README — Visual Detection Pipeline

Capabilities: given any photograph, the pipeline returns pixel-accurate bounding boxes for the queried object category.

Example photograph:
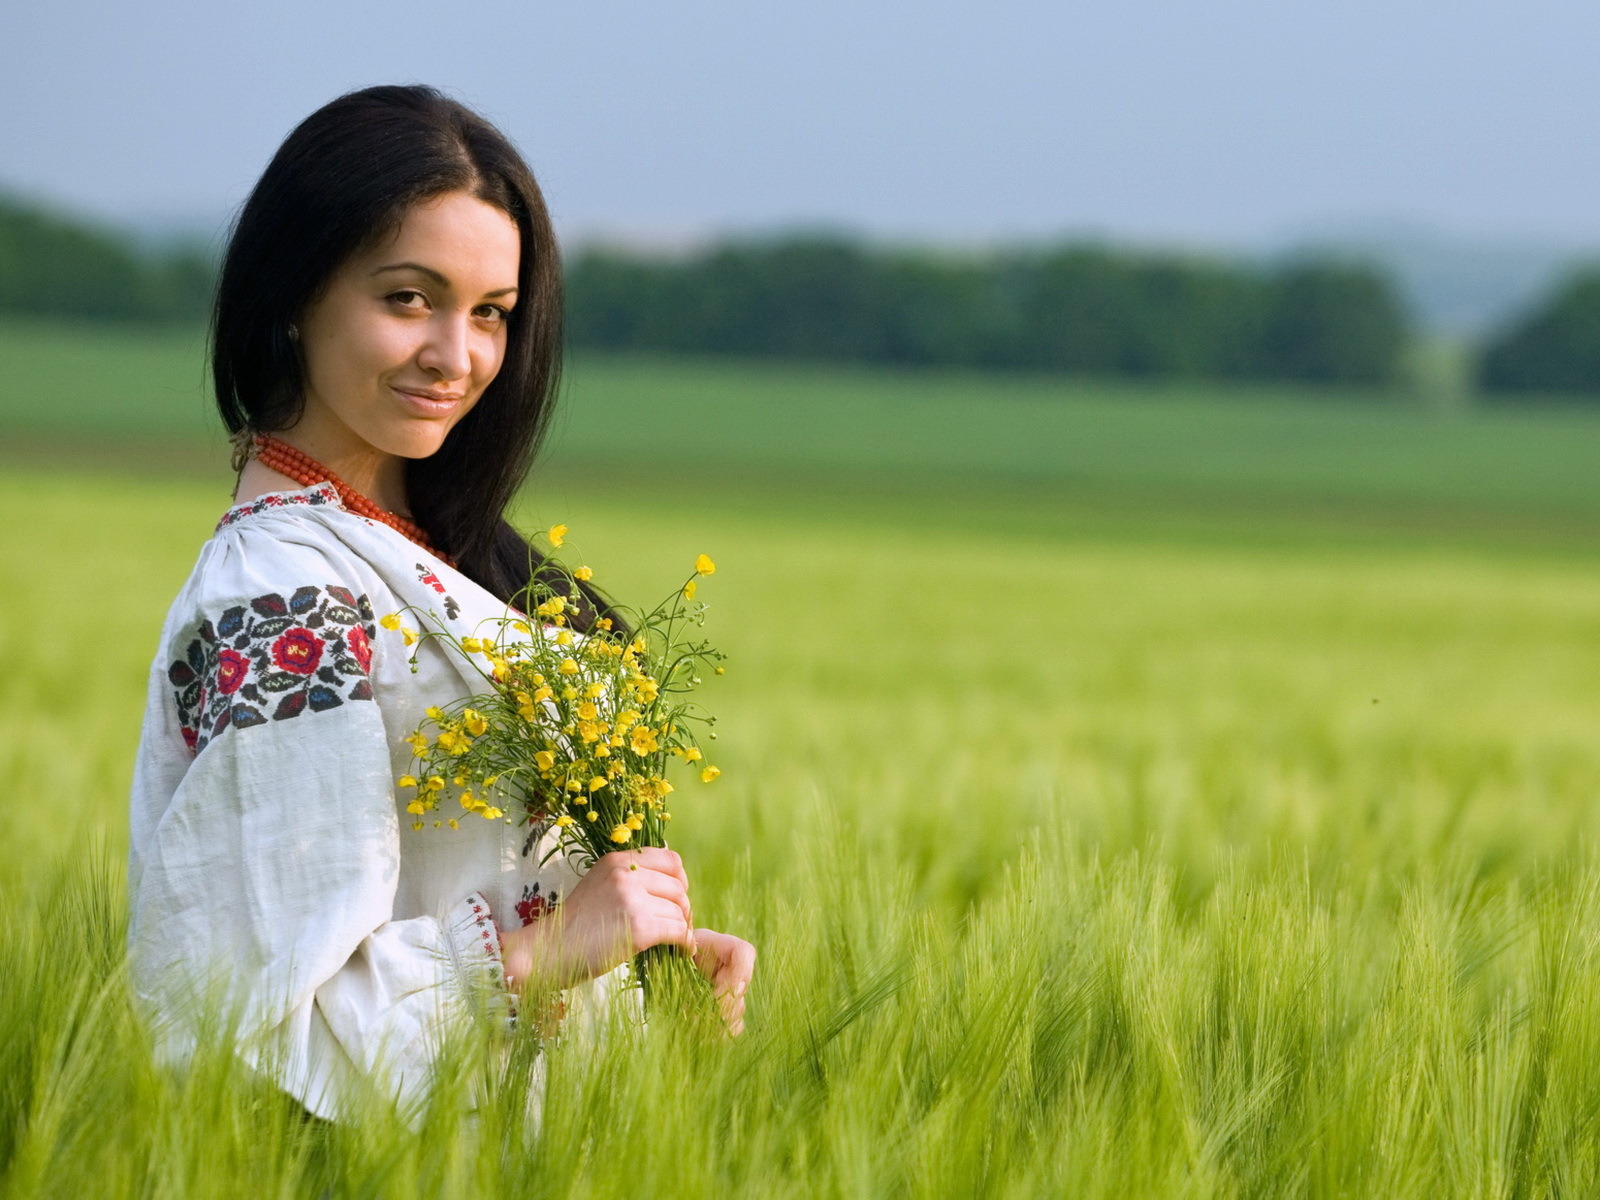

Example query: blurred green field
[7,319,1600,542]
[7,322,1600,1195]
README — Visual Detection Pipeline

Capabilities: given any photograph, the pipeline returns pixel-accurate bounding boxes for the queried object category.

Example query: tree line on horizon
[0,195,212,325]
[4,190,1600,399]
[565,240,1408,386]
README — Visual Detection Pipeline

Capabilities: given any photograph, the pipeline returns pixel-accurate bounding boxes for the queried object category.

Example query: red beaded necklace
[250,433,455,566]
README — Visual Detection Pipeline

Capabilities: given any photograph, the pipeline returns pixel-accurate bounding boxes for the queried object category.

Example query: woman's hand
[500,848,693,994]
[692,929,756,1036]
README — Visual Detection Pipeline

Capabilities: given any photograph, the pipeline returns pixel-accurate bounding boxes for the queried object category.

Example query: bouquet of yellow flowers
[381,527,724,1003]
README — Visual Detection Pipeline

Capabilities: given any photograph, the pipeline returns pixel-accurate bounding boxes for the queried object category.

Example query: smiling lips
[393,386,466,415]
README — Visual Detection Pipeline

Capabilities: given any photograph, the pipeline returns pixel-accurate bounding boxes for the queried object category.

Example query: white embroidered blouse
[128,483,600,1119]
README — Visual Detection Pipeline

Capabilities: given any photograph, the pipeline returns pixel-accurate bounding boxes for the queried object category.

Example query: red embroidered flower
[216,648,250,694]
[271,627,324,675]
[516,887,556,926]
[346,624,372,674]
[181,726,198,752]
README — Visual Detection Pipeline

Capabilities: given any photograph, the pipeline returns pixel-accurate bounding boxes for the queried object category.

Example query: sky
[4,0,1599,251]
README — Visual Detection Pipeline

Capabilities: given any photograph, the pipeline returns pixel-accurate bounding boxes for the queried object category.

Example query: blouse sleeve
[127,530,508,1120]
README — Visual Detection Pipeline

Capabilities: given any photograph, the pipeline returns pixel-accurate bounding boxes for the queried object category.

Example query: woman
[127,85,755,1120]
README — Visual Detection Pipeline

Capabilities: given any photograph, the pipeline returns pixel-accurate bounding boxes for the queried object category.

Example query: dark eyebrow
[371,261,519,299]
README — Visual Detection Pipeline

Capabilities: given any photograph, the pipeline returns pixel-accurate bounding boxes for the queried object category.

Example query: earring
[288,323,300,342]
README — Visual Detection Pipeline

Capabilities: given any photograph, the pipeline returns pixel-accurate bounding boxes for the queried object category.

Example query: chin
[378,422,457,461]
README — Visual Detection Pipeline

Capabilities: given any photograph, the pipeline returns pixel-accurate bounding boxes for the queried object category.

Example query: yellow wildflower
[406,800,426,815]
[559,658,579,676]
[482,806,504,820]
[401,628,418,646]
[578,720,604,743]
[406,732,428,754]
[459,792,477,810]
[534,750,556,772]
[562,686,579,700]
[459,637,484,654]
[380,613,402,631]
[548,523,568,547]
[556,629,574,646]
[588,775,607,792]
[682,581,697,601]
[424,775,445,792]
[555,814,576,828]
[596,617,614,631]
[513,620,532,635]
[577,702,599,721]
[533,686,554,703]
[448,818,459,830]
[575,566,593,581]
[630,725,660,755]
[397,774,418,788]
[626,814,643,831]
[683,747,703,763]
[412,821,424,831]
[586,810,599,822]
[426,706,444,720]
[437,729,471,755]
[462,709,488,737]
[695,554,716,575]
[701,766,722,783]
[609,825,631,844]
[584,681,606,698]
[714,666,726,675]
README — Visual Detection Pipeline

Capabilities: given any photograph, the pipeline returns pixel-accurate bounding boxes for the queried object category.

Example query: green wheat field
[6,320,1600,1196]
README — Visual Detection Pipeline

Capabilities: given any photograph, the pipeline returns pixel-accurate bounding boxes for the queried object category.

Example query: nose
[417,312,473,381]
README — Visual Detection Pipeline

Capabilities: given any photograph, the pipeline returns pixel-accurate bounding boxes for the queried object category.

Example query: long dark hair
[213,84,602,620]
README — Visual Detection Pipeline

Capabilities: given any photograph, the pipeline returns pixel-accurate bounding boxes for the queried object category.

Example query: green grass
[10,320,1600,1194]
[8,319,1600,530]
[9,460,1600,1195]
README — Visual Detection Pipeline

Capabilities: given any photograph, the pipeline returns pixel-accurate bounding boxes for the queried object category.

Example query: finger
[621,847,690,890]
[632,871,690,910]
[706,936,754,998]
[719,993,746,1038]
[692,936,722,977]
[632,876,692,932]
[632,899,694,954]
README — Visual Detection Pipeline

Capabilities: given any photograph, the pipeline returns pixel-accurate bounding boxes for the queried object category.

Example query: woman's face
[293,190,522,463]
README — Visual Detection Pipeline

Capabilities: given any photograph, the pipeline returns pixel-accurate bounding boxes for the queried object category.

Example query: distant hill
[1278,225,1595,339]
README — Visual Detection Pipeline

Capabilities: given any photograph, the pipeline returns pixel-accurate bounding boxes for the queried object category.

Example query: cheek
[472,332,510,389]
[307,312,419,392]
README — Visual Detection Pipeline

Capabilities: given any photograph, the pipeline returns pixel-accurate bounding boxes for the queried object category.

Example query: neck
[273,427,409,517]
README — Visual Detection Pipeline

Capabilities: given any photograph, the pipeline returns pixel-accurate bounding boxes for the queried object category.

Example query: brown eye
[389,290,427,310]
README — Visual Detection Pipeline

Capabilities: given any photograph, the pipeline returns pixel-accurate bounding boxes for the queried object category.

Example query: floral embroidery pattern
[169,585,377,755]
[215,482,341,532]
[514,882,560,927]
[416,563,460,620]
